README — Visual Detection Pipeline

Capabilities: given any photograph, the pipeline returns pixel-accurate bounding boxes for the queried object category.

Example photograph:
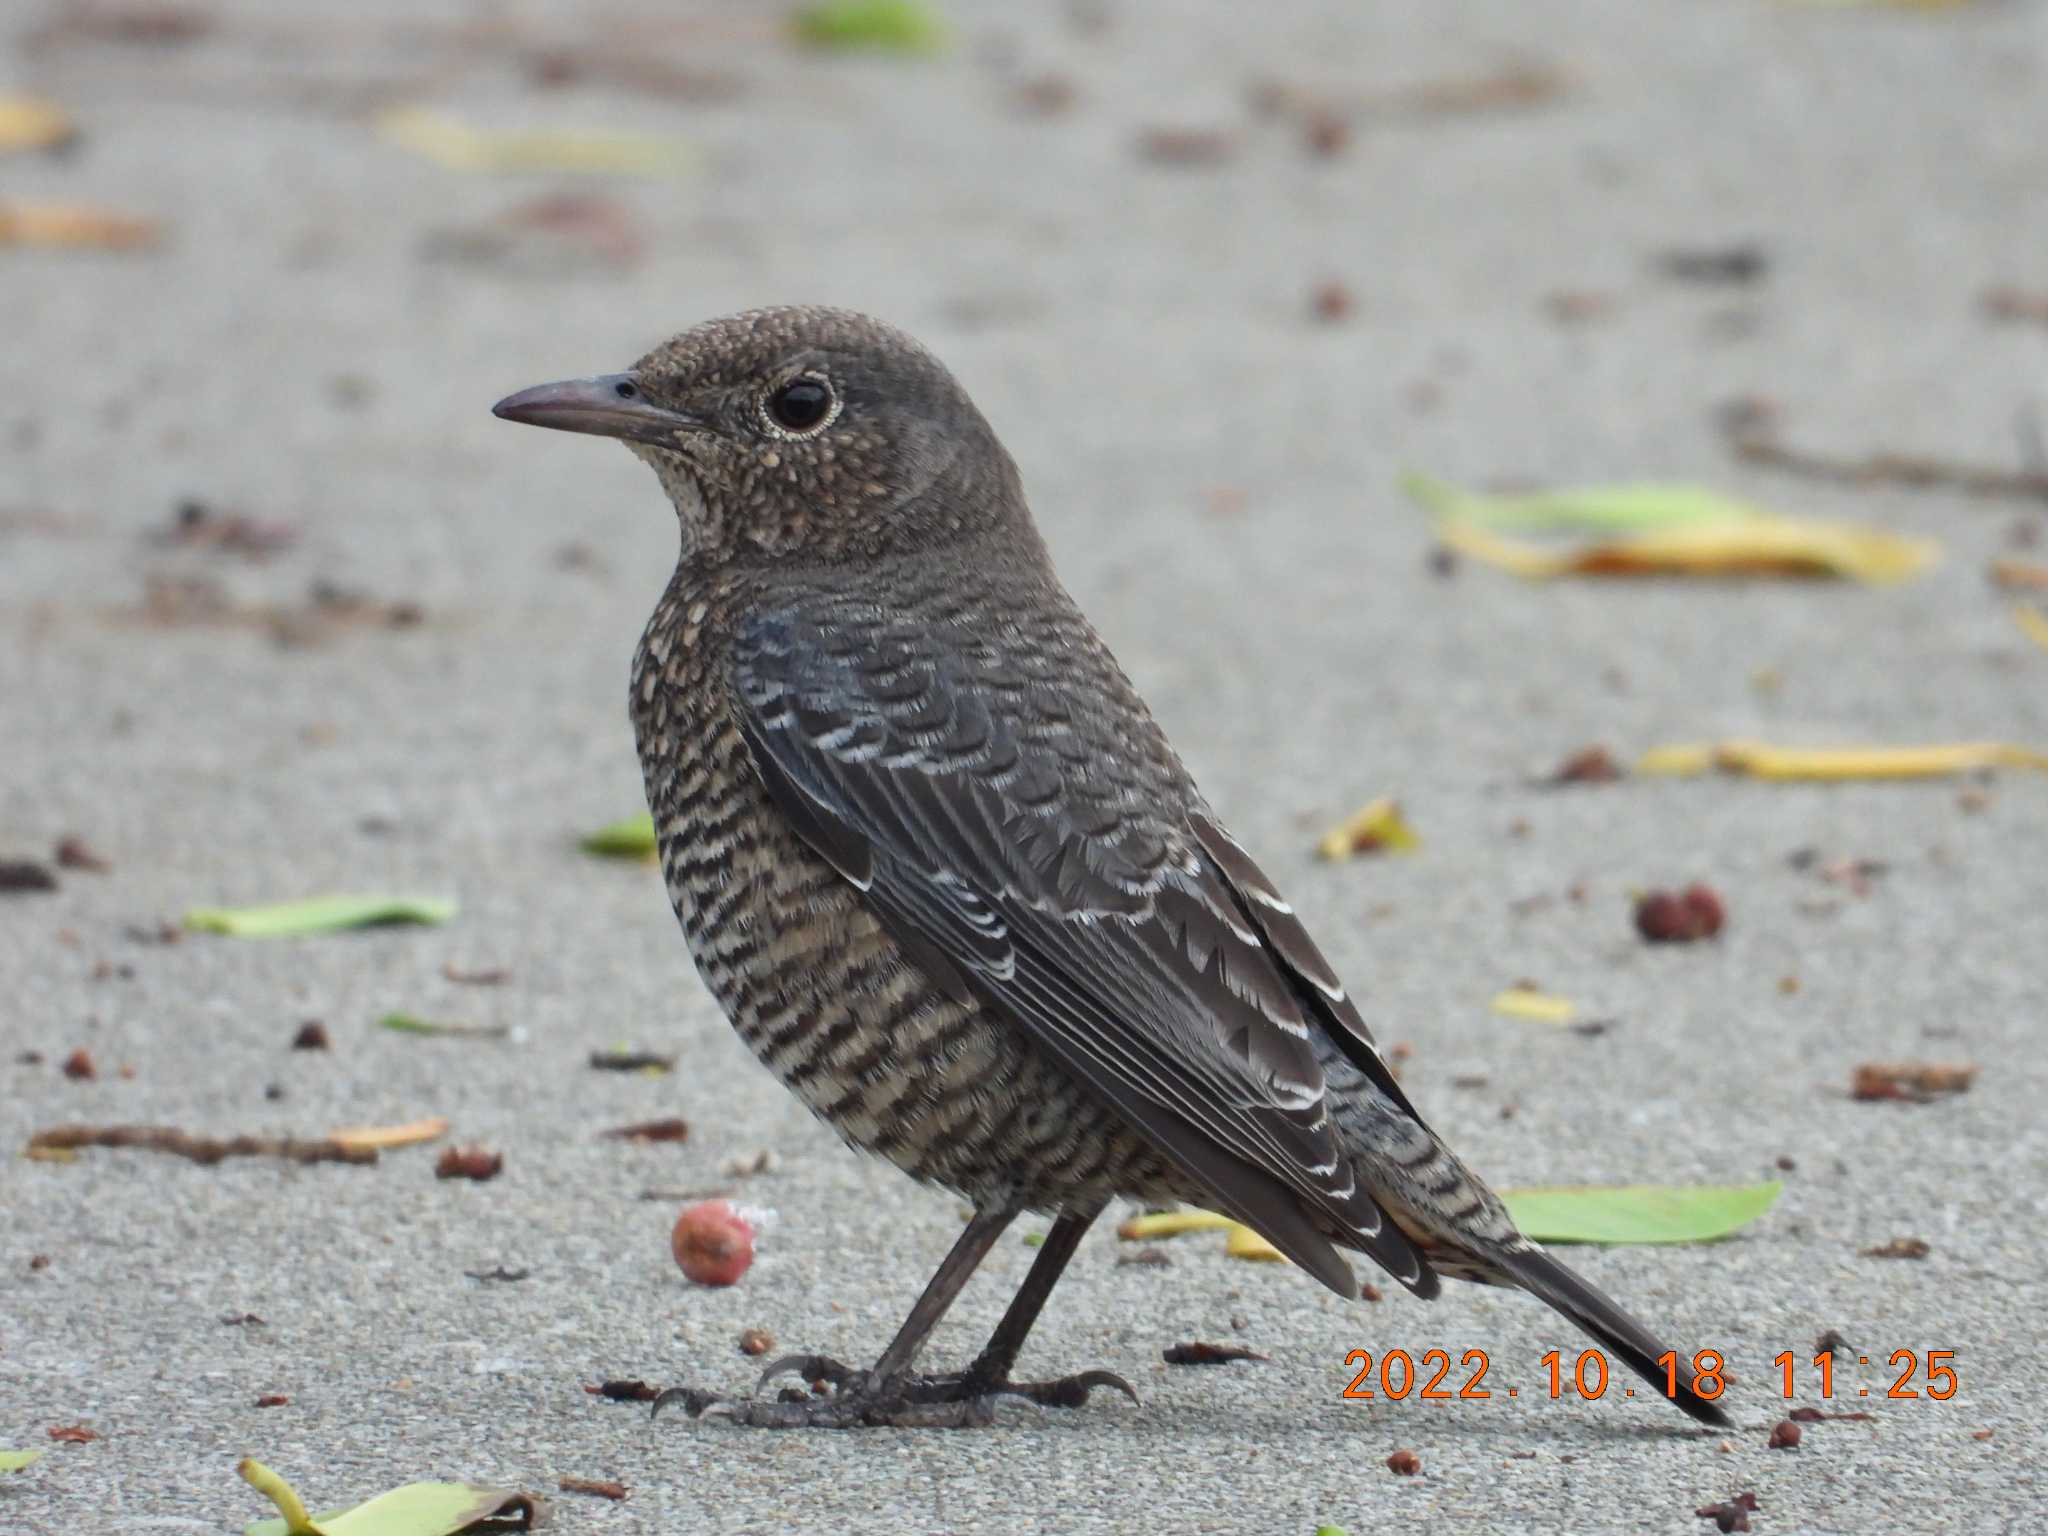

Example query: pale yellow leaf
[0,202,159,249]
[327,1117,450,1153]
[376,107,694,177]
[0,97,74,153]
[2014,605,2048,654]
[1490,987,1576,1025]
[1117,1209,1236,1241]
[1316,797,1420,860]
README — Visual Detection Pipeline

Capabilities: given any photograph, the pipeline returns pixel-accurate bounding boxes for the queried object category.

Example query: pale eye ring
[761,373,839,438]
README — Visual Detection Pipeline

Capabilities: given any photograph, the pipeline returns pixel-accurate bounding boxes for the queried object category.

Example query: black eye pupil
[770,379,832,432]
[613,380,637,399]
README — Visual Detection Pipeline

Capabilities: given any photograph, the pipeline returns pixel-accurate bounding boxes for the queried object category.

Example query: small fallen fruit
[61,1048,97,1081]
[434,1146,503,1181]
[1386,1448,1422,1476]
[672,1199,754,1286]
[738,1327,775,1356]
[1635,884,1725,942]
[290,1021,330,1051]
[1767,1419,1801,1450]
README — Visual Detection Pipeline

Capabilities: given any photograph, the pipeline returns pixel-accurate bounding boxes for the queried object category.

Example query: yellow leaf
[375,107,695,177]
[1490,987,1576,1025]
[1640,739,2048,781]
[1316,797,1420,860]
[1635,743,1715,777]
[327,1117,450,1153]
[1434,507,1935,584]
[0,202,159,250]
[0,97,74,153]
[1225,1223,1287,1262]
[1116,1209,1236,1241]
[2015,605,2048,654]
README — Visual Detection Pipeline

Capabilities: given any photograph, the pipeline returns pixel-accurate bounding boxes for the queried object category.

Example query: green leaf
[376,1013,508,1040]
[185,895,456,938]
[1399,472,1761,533]
[1315,1528,1351,1536]
[1500,1182,1782,1245]
[580,813,657,859]
[239,1459,541,1536]
[1,1450,45,1473]
[1022,1231,1045,1248]
[794,0,947,53]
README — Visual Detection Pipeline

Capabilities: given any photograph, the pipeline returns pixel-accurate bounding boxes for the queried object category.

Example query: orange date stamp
[1339,1348,1960,1404]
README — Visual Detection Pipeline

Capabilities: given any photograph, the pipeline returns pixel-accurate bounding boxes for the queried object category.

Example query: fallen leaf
[588,1048,675,1073]
[1225,1224,1285,1262]
[2015,605,2048,653]
[1490,986,1576,1025]
[254,1394,289,1408]
[793,0,947,52]
[581,814,657,859]
[0,202,159,250]
[1638,740,2048,780]
[1402,472,1748,533]
[1544,745,1622,784]
[238,1457,542,1536]
[1859,1236,1930,1260]
[1501,1182,1781,1245]
[1850,1062,1975,1102]
[1984,287,2048,326]
[327,1117,449,1153]
[1316,797,1420,860]
[0,1450,44,1472]
[601,1117,690,1143]
[0,97,75,153]
[185,895,456,937]
[377,1013,509,1040]
[1116,1210,1236,1241]
[1162,1341,1268,1365]
[1430,506,1934,584]
[1989,558,2048,591]
[558,1476,626,1501]
[28,1124,376,1166]
[375,106,694,177]
[48,1425,97,1443]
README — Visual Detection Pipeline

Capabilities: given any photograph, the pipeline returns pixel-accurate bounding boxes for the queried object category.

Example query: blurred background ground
[3,1,2047,1532]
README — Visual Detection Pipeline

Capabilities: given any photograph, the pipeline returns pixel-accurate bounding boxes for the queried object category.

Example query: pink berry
[672,1199,754,1287]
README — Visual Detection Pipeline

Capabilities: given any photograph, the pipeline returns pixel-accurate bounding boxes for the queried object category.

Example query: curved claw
[753,1352,857,1398]
[994,1368,1140,1409]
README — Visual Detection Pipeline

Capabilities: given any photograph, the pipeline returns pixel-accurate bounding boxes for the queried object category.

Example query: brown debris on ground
[27,1123,377,1165]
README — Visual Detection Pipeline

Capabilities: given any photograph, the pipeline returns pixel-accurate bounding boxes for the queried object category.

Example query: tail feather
[1492,1244,1730,1427]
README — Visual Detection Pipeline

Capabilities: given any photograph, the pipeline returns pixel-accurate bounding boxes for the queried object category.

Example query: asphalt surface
[4,2,2047,1532]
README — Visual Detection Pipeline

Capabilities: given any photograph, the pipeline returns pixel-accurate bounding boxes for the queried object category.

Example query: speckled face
[623,306,1002,558]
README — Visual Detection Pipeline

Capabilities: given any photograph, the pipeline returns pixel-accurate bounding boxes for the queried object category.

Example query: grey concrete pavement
[4,2,2046,1532]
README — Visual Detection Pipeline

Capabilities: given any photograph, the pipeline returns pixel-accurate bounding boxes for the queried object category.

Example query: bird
[493,306,1729,1429]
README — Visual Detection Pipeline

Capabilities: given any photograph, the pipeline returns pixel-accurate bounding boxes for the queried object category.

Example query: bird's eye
[764,376,836,436]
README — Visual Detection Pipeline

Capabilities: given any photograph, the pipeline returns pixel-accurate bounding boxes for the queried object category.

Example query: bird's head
[492,306,1024,562]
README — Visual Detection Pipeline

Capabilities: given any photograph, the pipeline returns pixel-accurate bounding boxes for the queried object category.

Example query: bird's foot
[652,1352,1138,1429]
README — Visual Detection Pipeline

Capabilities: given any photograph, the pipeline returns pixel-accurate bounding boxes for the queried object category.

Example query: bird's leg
[900,1207,1137,1410]
[656,1205,1018,1428]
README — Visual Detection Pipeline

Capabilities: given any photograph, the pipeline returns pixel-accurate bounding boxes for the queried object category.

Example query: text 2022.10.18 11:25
[1339,1348,1959,1403]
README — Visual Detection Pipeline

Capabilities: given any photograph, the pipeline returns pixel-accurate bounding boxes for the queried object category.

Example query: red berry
[672,1199,754,1287]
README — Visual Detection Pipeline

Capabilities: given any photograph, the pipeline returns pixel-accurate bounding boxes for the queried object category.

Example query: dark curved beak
[491,373,698,448]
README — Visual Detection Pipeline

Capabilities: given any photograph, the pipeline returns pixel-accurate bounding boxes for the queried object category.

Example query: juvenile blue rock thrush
[493,307,1729,1428]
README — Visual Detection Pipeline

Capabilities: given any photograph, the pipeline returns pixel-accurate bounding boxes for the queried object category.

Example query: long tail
[1492,1244,1730,1426]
